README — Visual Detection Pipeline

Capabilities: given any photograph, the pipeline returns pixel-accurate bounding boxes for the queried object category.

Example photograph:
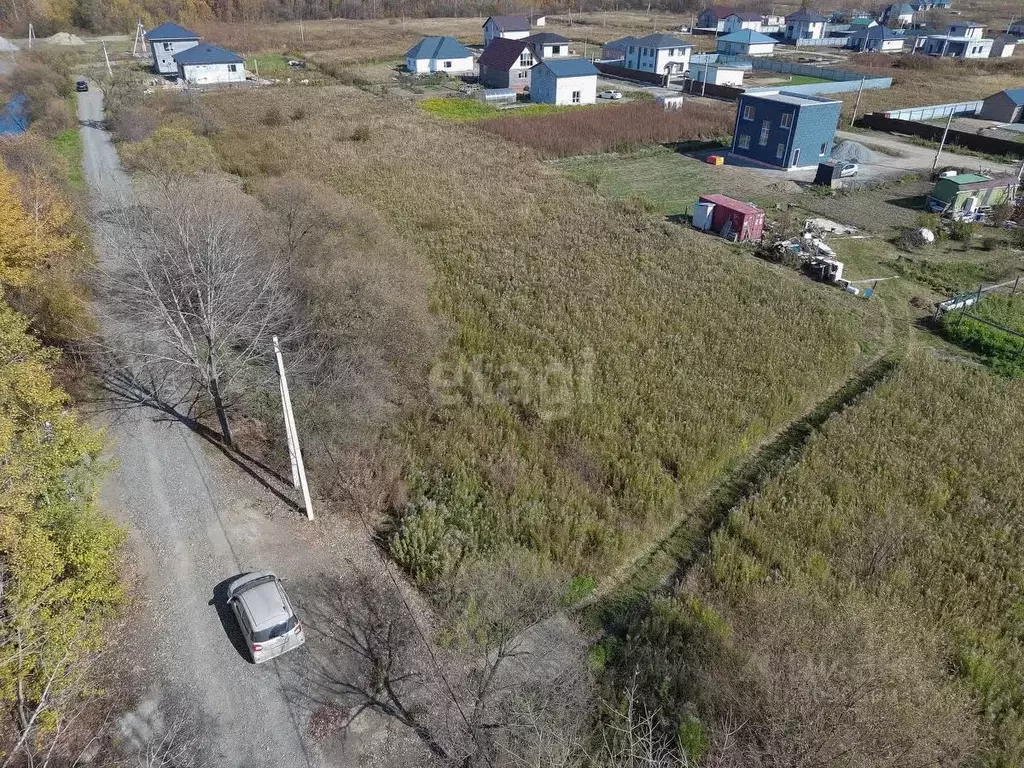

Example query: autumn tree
[0,299,125,765]
[99,179,300,446]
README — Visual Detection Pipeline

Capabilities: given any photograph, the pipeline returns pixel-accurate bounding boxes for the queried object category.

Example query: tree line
[1,0,711,36]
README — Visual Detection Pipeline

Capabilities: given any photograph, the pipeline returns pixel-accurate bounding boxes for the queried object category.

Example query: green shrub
[948,219,975,242]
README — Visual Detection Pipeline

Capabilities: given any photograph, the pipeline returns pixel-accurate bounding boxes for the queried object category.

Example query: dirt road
[78,84,325,768]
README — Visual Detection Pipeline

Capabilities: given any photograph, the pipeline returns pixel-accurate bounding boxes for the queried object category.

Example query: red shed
[697,194,765,242]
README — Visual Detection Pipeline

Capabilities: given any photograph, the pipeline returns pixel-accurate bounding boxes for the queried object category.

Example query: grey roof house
[530,58,599,105]
[173,43,246,85]
[523,32,572,59]
[601,36,637,59]
[979,88,1024,123]
[483,15,531,46]
[145,21,200,75]
[847,25,906,51]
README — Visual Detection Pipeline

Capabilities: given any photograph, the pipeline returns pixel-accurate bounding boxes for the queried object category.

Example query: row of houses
[145,22,246,84]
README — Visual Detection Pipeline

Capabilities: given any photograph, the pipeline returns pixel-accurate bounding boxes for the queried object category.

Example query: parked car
[75,80,88,92]
[837,162,859,178]
[598,89,623,100]
[227,571,305,664]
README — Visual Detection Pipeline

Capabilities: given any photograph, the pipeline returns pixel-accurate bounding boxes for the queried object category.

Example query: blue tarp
[0,94,28,134]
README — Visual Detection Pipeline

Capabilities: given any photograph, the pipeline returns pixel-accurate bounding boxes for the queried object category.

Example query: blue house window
[759,120,770,146]
[776,143,785,159]
[780,112,793,129]
[742,105,755,121]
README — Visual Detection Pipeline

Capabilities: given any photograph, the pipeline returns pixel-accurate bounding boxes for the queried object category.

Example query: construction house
[145,21,200,75]
[523,32,572,60]
[479,38,534,90]
[697,6,737,32]
[722,12,764,33]
[784,9,828,40]
[926,173,1020,217]
[622,34,692,75]
[847,26,906,51]
[731,91,842,170]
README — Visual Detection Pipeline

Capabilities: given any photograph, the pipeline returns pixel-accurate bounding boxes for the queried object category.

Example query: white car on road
[599,90,623,100]
[227,571,305,663]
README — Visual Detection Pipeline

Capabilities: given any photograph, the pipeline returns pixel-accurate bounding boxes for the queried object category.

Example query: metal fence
[881,100,983,121]
[794,36,852,47]
[857,113,1024,157]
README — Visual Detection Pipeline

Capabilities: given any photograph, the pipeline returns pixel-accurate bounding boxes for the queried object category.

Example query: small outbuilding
[145,21,200,75]
[927,173,1020,216]
[406,36,474,74]
[479,37,535,90]
[691,61,748,86]
[483,15,531,47]
[530,58,598,105]
[716,29,778,56]
[979,88,1024,123]
[174,43,245,85]
[990,35,1017,58]
[693,194,765,242]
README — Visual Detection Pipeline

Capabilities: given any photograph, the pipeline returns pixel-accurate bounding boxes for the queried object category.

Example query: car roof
[234,575,292,630]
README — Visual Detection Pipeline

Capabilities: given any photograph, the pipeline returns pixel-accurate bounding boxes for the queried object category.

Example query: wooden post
[932,110,954,172]
[1012,275,1020,298]
[849,76,865,127]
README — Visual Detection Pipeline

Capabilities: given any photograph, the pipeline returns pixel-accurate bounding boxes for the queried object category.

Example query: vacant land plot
[481,101,733,158]
[833,54,1024,119]
[554,147,791,217]
[941,293,1024,376]
[183,84,883,589]
[661,354,1024,765]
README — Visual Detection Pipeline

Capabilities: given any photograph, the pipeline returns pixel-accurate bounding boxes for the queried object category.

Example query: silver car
[227,572,305,663]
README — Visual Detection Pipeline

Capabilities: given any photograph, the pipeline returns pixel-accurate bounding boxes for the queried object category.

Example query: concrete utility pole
[27,22,34,48]
[274,335,314,520]
[102,40,113,77]
[849,76,865,126]
[132,19,144,57]
[932,110,955,171]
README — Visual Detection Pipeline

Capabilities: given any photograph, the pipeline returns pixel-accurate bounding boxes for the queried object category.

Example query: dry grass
[833,53,1024,118]
[480,101,733,158]
[187,83,882,587]
[197,12,701,62]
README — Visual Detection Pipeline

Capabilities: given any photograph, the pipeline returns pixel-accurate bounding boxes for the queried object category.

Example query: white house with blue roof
[623,33,692,75]
[530,58,598,105]
[174,43,246,84]
[406,36,474,74]
[145,21,200,75]
[716,29,778,56]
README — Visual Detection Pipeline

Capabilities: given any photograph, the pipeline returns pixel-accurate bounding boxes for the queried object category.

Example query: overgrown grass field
[166,85,883,591]
[941,293,1024,376]
[632,354,1024,764]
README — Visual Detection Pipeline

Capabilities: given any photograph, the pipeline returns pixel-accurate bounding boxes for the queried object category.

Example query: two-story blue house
[730,91,842,170]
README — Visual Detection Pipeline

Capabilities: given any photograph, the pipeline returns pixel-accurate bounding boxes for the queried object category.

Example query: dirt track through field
[77,82,326,768]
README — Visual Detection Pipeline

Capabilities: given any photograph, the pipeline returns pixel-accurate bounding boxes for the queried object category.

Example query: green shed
[927,173,1020,216]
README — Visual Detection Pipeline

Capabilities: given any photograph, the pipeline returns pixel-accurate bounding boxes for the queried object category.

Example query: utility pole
[849,76,865,126]
[132,19,144,57]
[299,13,305,44]
[102,40,112,77]
[932,110,954,171]
[27,22,34,48]
[274,336,314,521]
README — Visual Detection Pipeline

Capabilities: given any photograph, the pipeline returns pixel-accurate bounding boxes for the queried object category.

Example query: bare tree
[97,180,300,445]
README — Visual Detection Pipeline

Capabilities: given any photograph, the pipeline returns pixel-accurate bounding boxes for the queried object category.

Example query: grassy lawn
[52,128,84,190]
[554,147,777,218]
[418,97,578,121]
[784,74,831,85]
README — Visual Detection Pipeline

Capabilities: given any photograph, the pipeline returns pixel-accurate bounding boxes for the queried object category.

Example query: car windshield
[252,615,297,643]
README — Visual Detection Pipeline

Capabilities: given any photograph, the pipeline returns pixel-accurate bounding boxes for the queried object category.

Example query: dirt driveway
[78,82,402,768]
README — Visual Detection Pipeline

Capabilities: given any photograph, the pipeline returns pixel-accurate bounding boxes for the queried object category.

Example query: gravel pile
[831,140,878,164]
[45,32,85,45]
[0,36,18,51]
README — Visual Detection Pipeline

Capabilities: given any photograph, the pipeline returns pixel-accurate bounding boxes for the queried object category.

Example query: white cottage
[405,36,475,74]
[716,29,778,56]
[722,12,763,34]
[623,33,692,76]
[530,58,598,105]
[174,44,246,84]
[145,21,200,75]
[482,15,531,47]
[784,8,828,40]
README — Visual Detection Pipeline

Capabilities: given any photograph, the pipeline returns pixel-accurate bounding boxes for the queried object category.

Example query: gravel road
[78,84,326,768]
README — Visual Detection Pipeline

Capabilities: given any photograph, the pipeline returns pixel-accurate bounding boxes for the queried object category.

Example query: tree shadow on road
[86,362,304,515]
